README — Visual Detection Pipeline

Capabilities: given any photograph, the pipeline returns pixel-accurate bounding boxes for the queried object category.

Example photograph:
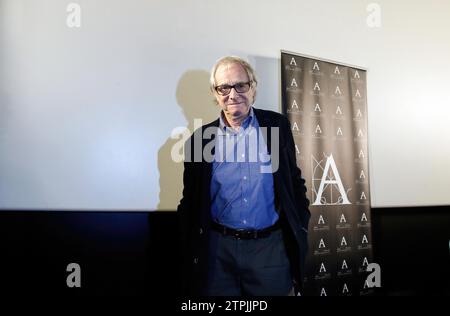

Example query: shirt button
[243,220,247,224]
[241,154,245,158]
[243,176,247,180]
[244,198,248,203]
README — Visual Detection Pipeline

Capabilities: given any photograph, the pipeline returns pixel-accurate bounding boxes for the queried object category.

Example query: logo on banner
[309,61,323,76]
[330,66,345,80]
[310,81,324,96]
[334,125,347,141]
[312,122,326,140]
[331,85,344,99]
[286,77,303,93]
[357,211,371,228]
[332,105,345,120]
[337,235,352,253]
[311,154,351,205]
[353,127,367,142]
[356,190,369,205]
[356,169,367,184]
[352,88,364,102]
[314,237,331,255]
[311,103,326,118]
[357,233,372,250]
[284,57,302,72]
[291,120,303,136]
[359,256,369,272]
[313,213,330,231]
[315,262,331,280]
[341,282,351,295]
[354,148,366,163]
[336,212,351,229]
[353,107,364,121]
[337,259,353,277]
[351,69,362,81]
[287,99,303,114]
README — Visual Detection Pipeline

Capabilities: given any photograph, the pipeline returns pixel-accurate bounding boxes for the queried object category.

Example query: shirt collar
[219,106,255,134]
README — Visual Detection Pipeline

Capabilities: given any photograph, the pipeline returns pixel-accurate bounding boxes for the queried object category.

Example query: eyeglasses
[214,81,252,96]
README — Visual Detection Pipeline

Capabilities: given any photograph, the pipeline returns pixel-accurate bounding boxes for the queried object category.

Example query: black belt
[210,221,281,239]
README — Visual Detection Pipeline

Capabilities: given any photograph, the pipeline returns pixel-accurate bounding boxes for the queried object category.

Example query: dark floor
[0,206,449,295]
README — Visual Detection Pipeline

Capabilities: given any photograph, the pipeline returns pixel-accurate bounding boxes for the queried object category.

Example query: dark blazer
[178,108,310,295]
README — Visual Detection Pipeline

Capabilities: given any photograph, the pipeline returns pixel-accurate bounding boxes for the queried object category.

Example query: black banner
[281,51,374,296]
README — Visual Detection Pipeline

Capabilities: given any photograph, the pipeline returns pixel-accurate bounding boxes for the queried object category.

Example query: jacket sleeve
[177,137,195,224]
[177,137,196,295]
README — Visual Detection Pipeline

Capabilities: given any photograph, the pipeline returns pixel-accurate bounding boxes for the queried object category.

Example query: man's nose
[229,86,239,99]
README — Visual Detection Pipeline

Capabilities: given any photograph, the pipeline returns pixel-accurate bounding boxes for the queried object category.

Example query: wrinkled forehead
[214,62,250,85]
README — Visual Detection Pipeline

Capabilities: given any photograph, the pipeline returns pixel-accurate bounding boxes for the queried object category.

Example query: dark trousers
[204,228,293,296]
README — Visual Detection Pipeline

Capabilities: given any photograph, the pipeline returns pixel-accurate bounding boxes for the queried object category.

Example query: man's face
[213,63,255,121]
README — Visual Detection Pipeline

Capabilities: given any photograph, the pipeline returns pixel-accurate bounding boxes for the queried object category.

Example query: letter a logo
[319,263,326,273]
[366,263,381,287]
[342,283,349,294]
[312,154,351,205]
[318,238,326,248]
[291,78,298,87]
[313,62,320,71]
[318,214,325,224]
[341,260,348,270]
[66,3,81,28]
[66,263,81,288]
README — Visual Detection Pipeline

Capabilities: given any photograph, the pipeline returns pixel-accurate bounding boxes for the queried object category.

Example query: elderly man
[178,56,310,296]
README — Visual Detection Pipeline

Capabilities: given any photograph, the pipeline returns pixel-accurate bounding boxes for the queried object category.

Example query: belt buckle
[244,230,258,239]
[230,228,261,239]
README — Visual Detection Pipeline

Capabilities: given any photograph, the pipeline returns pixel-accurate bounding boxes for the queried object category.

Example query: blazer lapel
[254,108,272,155]
[254,108,283,210]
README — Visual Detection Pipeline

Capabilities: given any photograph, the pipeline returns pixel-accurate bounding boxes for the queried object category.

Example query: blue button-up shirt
[210,107,279,230]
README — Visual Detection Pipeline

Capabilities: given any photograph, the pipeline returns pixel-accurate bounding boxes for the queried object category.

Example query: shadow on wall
[157,70,219,211]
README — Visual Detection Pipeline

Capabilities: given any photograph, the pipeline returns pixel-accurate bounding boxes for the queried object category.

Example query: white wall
[1,0,449,210]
